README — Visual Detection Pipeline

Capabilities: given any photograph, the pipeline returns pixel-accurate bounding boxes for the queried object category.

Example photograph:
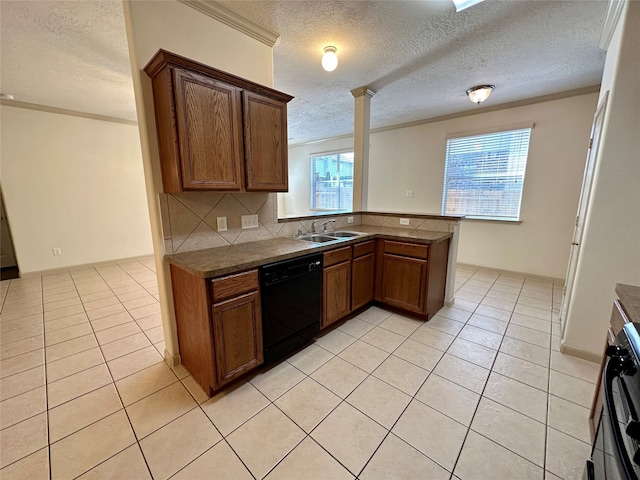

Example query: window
[310,151,354,210]
[441,127,532,221]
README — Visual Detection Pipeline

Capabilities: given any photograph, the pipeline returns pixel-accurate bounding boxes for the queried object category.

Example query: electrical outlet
[399,218,410,226]
[347,216,354,224]
[52,248,62,256]
[216,216,227,232]
[241,214,259,229]
[406,190,414,198]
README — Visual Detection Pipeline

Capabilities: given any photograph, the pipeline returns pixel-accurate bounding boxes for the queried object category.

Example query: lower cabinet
[380,252,427,314]
[352,241,375,311]
[322,246,352,328]
[170,265,263,395]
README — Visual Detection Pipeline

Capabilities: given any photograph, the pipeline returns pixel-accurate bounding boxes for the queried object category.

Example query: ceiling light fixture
[322,46,338,72]
[452,0,485,12]
[466,84,494,104]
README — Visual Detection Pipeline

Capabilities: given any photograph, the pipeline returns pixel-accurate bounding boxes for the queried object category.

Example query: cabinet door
[352,253,375,311]
[173,68,244,190]
[242,91,288,191]
[323,261,351,328]
[212,291,263,387]
[380,254,427,315]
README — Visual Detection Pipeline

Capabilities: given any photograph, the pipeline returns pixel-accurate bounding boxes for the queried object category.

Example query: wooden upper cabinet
[173,68,244,190]
[144,49,293,193]
[243,91,288,191]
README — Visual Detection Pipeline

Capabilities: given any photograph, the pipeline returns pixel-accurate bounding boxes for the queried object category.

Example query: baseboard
[164,348,181,367]
[560,343,602,364]
[456,262,565,284]
[18,254,155,278]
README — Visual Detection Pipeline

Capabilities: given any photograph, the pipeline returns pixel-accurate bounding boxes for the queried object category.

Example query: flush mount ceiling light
[321,46,338,72]
[466,84,494,104]
[452,0,485,12]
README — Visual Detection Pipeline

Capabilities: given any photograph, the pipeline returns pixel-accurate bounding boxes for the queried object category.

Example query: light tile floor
[0,260,600,479]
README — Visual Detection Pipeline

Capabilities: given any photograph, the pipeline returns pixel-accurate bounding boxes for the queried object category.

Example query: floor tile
[313,328,357,354]
[43,304,85,322]
[337,317,376,338]
[227,404,305,479]
[1,323,44,346]
[45,334,97,363]
[0,385,46,430]
[359,326,406,352]
[486,288,519,302]
[492,352,549,391]
[452,298,479,312]
[347,375,411,429]
[483,372,548,422]
[47,363,113,408]
[458,324,503,350]
[409,325,455,351]
[274,377,340,433]
[265,436,354,480]
[181,375,209,404]
[505,323,551,348]
[311,356,368,398]
[500,336,550,368]
[86,303,126,321]
[392,399,467,471]
[44,322,93,346]
[432,354,490,394]
[515,303,551,321]
[434,306,473,323]
[139,408,221,480]
[338,340,389,372]
[49,410,136,479]
[547,394,591,443]
[311,402,387,476]
[359,433,449,480]
[454,430,543,480]
[136,313,162,331]
[46,347,104,383]
[357,306,392,325]
[423,316,465,336]
[377,314,424,337]
[94,321,142,345]
[0,446,49,480]
[373,354,429,395]
[126,382,197,439]
[77,444,151,479]
[286,343,333,374]
[201,380,270,436]
[0,334,44,361]
[100,332,152,361]
[415,373,480,426]
[49,384,123,443]
[448,337,497,369]
[172,440,252,480]
[550,351,599,384]
[549,369,595,408]
[90,311,134,332]
[467,313,508,334]
[249,361,306,401]
[546,427,591,480]
[471,397,546,466]
[0,366,45,402]
[475,304,512,322]
[107,346,162,381]
[517,295,552,310]
[510,313,552,334]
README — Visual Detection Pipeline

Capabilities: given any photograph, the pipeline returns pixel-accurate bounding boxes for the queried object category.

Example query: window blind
[441,127,532,220]
[310,152,354,210]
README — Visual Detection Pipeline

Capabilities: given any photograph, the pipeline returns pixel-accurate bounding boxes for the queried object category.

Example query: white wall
[278,137,354,217]
[0,106,152,273]
[123,0,274,363]
[564,1,640,356]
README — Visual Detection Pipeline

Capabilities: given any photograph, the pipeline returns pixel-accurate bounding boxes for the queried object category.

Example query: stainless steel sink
[327,231,363,238]
[296,234,339,243]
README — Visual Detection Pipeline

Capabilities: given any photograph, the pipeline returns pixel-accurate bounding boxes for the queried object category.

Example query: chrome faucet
[320,219,337,232]
[310,220,318,233]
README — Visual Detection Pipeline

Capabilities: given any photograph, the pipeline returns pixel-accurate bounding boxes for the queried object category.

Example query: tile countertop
[617,283,640,323]
[166,226,453,278]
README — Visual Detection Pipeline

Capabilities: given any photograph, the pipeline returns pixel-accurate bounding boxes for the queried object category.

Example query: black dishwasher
[260,253,322,364]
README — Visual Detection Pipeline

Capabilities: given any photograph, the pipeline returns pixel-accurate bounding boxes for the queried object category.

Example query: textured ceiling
[0,0,608,144]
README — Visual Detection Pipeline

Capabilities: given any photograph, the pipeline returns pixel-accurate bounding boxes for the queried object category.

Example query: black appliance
[586,323,640,480]
[260,253,322,364]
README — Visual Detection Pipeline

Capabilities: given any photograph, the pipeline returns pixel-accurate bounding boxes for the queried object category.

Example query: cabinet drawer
[353,240,375,258]
[211,270,259,302]
[383,240,428,259]
[324,246,352,267]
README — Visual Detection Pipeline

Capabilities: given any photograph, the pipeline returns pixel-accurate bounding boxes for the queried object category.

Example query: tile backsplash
[159,192,456,255]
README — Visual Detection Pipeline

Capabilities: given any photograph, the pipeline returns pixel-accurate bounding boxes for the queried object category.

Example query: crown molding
[0,99,138,126]
[599,0,626,50]
[178,0,279,47]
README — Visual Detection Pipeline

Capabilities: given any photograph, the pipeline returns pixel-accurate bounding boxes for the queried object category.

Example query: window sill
[462,217,522,224]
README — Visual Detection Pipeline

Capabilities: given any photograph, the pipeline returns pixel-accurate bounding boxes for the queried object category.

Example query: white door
[559,91,609,336]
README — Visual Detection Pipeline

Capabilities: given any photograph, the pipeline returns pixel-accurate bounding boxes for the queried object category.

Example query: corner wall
[0,106,153,273]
